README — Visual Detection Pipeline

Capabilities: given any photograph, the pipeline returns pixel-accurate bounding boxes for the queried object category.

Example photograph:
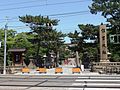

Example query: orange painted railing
[37,68,47,73]
[55,67,63,74]
[72,68,81,74]
[22,67,30,73]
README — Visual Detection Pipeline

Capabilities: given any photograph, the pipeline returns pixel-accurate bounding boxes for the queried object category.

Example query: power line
[10,27,30,30]
[8,25,80,33]
[0,17,18,21]
[0,0,90,12]
[9,25,79,30]
[45,0,90,6]
[8,26,28,27]
[47,11,89,17]
[0,10,90,23]
[0,0,43,6]
[51,12,89,18]
[9,26,79,32]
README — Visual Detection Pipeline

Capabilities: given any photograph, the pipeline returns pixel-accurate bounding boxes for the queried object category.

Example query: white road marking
[69,77,120,90]
[75,79,120,82]
[69,88,120,90]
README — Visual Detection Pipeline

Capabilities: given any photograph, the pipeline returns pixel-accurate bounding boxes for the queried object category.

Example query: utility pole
[3,17,8,75]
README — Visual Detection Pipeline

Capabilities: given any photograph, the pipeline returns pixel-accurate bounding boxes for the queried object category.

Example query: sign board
[110,34,120,44]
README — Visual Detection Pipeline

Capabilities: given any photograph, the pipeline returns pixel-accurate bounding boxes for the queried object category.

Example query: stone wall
[92,62,120,74]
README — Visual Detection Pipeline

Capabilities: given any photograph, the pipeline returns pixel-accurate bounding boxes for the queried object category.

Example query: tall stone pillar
[99,25,109,62]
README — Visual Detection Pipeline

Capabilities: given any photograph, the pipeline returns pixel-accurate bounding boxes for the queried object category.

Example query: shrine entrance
[92,24,120,73]
[8,48,26,73]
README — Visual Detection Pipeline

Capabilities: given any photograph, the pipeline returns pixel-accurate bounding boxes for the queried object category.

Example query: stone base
[92,62,120,73]
[10,66,23,74]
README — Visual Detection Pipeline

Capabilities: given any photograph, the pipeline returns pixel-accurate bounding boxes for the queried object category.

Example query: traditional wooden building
[8,48,26,66]
[8,48,26,73]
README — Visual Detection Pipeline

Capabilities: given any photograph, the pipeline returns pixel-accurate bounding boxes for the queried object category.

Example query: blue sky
[0,0,106,43]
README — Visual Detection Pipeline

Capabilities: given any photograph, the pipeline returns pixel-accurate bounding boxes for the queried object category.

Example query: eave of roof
[8,48,26,52]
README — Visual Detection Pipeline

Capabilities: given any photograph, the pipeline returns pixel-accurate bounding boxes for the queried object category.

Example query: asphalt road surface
[0,74,120,90]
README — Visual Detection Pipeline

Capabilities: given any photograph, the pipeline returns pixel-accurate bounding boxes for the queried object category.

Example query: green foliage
[19,15,63,53]
[19,15,65,67]
[89,0,120,33]
[59,45,71,60]
[68,24,99,62]
[89,0,120,62]
[111,54,120,62]
[0,48,4,66]
[0,29,17,66]
[78,24,98,40]
[19,15,59,26]
[13,32,32,48]
[68,30,84,52]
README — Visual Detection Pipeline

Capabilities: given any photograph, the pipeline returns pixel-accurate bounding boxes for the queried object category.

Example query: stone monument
[99,24,109,62]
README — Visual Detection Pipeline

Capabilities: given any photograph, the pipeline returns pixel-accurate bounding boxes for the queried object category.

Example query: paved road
[0,75,120,90]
